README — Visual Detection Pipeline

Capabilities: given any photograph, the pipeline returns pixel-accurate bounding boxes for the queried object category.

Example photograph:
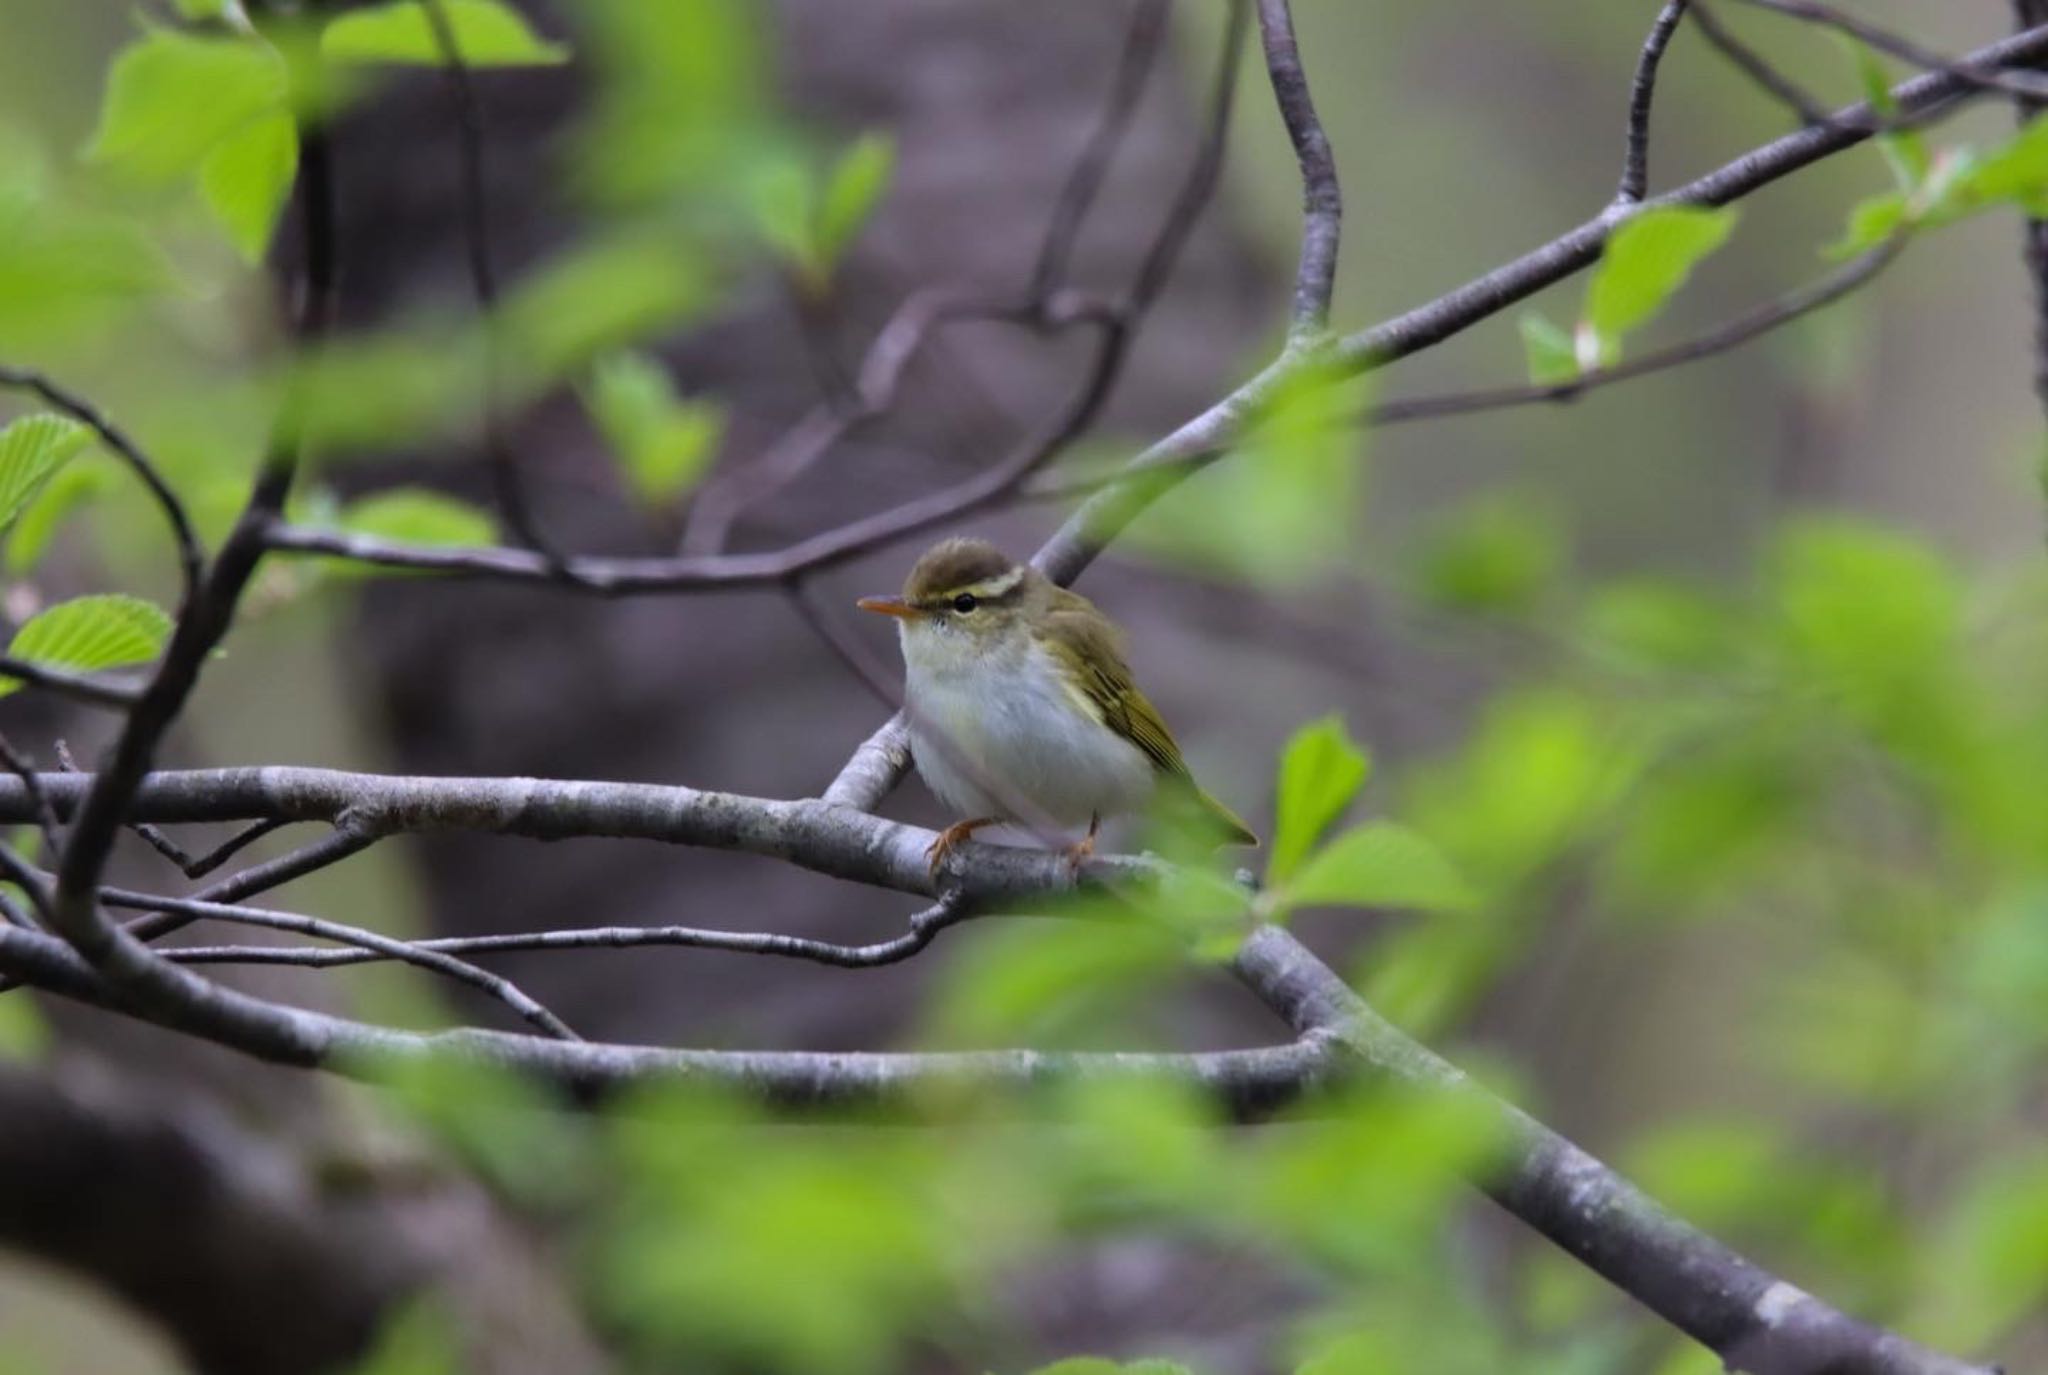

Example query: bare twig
[1692,1,1833,127]
[121,822,378,947]
[1255,0,1342,331]
[1615,1,1692,207]
[0,656,145,710]
[1733,0,2048,100]
[415,0,558,558]
[1368,237,1903,424]
[0,367,203,606]
[2014,0,2048,427]
[260,23,2048,604]
[130,816,297,881]
[164,894,973,973]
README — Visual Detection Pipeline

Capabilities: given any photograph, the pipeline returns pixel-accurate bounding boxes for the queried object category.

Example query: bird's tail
[1189,784,1259,849]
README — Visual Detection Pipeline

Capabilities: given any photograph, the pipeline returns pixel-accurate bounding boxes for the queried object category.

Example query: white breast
[900,621,1156,829]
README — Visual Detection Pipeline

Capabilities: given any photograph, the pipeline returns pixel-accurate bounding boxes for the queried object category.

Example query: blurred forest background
[0,2,2044,1374]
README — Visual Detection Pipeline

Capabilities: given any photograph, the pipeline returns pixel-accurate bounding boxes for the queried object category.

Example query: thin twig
[2013,0,2048,429]
[0,737,61,860]
[1615,0,1693,207]
[163,895,972,973]
[256,22,2048,598]
[0,656,145,710]
[1733,0,2048,100]
[415,0,559,558]
[123,822,378,946]
[1691,0,1832,127]
[89,883,580,1040]
[0,368,202,607]
[131,817,297,881]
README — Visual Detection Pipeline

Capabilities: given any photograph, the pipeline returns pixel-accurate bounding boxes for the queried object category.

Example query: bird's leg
[1062,813,1101,878]
[927,816,1000,881]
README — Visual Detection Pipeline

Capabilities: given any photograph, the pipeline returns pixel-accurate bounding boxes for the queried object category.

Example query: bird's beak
[856,596,920,620]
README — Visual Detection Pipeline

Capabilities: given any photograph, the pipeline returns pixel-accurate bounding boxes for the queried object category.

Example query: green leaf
[581,352,725,505]
[8,463,113,575]
[815,132,895,272]
[320,0,569,67]
[1958,114,2048,213]
[0,993,49,1063]
[501,233,716,382]
[86,29,286,185]
[1517,310,1578,385]
[1843,37,1930,189]
[1268,715,1369,886]
[1582,206,1738,364]
[0,594,172,694]
[335,489,496,555]
[200,110,298,263]
[1415,494,1564,617]
[0,415,91,533]
[1827,190,1908,259]
[1276,822,1474,916]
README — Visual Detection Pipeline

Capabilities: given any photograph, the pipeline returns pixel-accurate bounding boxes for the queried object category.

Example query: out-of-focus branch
[1615,0,1691,207]
[2014,0,2048,426]
[164,894,972,972]
[1691,1,1831,127]
[417,0,559,557]
[0,655,145,710]
[1732,0,2048,100]
[0,916,1993,1375]
[1254,0,1342,332]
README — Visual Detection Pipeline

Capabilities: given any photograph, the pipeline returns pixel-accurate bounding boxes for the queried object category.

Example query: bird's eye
[952,593,978,613]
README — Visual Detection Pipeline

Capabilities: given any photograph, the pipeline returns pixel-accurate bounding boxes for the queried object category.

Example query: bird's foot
[926,816,998,883]
[1061,813,1102,881]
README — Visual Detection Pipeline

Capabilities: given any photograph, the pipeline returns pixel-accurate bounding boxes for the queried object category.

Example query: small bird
[858,537,1257,874]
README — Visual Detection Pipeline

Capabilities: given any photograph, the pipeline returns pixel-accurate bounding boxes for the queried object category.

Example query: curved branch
[1255,0,1342,331]
[1615,0,1692,206]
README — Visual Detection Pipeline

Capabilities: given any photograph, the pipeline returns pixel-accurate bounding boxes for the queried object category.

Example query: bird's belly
[906,659,1154,828]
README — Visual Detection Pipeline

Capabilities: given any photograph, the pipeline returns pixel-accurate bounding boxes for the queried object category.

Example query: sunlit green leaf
[1517,310,1578,385]
[581,351,725,505]
[86,29,286,185]
[0,415,90,534]
[815,132,895,272]
[321,0,569,67]
[1268,715,1369,886]
[200,110,298,263]
[1277,823,1474,916]
[1582,206,1738,364]
[0,594,171,693]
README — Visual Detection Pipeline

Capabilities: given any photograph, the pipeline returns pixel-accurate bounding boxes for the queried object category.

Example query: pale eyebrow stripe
[966,566,1028,600]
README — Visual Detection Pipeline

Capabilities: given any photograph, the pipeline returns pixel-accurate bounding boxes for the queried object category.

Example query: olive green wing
[1042,591,1258,846]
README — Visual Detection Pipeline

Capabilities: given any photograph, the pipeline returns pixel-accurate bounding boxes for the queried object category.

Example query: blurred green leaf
[571,0,782,210]
[374,1055,593,1205]
[1268,714,1369,886]
[0,197,180,346]
[320,0,569,66]
[8,462,114,575]
[1918,1148,2048,1349]
[85,28,286,185]
[1416,494,1564,617]
[502,233,716,381]
[346,1298,461,1375]
[0,414,90,533]
[333,489,495,558]
[581,351,725,505]
[1603,736,1805,908]
[1581,577,1738,674]
[1126,361,1362,586]
[1826,191,1907,259]
[1517,311,1578,385]
[930,916,1182,1047]
[1582,206,1737,365]
[1277,823,1474,916]
[0,994,50,1063]
[0,594,171,694]
[1843,38,1930,189]
[200,110,298,263]
[816,132,895,272]
[1025,1362,1193,1375]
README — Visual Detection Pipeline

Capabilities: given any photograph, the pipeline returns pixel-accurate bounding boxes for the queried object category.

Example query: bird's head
[857,537,1041,651]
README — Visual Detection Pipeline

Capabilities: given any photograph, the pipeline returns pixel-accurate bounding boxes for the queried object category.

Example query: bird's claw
[926,817,996,884]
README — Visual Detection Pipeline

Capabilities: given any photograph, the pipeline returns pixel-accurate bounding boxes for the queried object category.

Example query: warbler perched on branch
[859,537,1257,874]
